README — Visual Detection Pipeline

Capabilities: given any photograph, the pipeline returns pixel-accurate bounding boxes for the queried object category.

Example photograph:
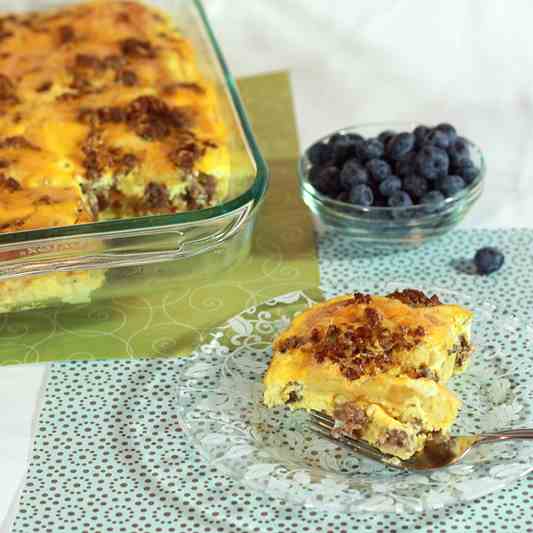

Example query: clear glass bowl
[299,123,484,248]
[0,0,268,313]
[176,286,533,513]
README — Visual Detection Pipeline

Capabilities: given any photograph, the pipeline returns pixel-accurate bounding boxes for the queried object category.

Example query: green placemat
[0,71,319,365]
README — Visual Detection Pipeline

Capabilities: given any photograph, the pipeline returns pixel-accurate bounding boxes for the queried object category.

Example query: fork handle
[479,429,533,444]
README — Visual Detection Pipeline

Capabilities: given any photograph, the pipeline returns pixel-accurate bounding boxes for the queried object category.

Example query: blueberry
[379,175,402,197]
[413,125,430,148]
[420,190,446,212]
[308,142,333,166]
[448,137,471,166]
[340,159,369,189]
[421,189,445,203]
[435,123,457,145]
[378,130,396,145]
[308,163,321,184]
[403,174,429,200]
[366,138,385,160]
[387,190,413,208]
[394,152,416,178]
[349,184,374,206]
[426,129,452,149]
[328,132,344,146]
[366,158,391,182]
[438,174,465,197]
[386,132,415,160]
[474,247,504,275]
[336,191,350,203]
[416,145,449,180]
[356,138,384,162]
[331,136,360,166]
[369,180,382,198]
[347,133,365,143]
[309,165,340,196]
[373,195,387,207]
[454,158,479,184]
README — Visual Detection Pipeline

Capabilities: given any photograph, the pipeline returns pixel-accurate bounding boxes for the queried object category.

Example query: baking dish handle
[0,202,253,281]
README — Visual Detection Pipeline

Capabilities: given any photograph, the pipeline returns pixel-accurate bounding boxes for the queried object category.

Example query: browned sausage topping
[352,292,372,304]
[381,429,409,448]
[0,30,13,42]
[0,74,18,103]
[36,80,53,92]
[38,195,53,205]
[81,129,138,181]
[0,174,21,191]
[411,365,438,382]
[277,335,304,353]
[332,403,369,438]
[295,301,427,380]
[116,69,138,86]
[126,95,191,141]
[0,136,39,150]
[144,182,170,209]
[199,173,217,202]
[120,38,155,58]
[75,53,103,70]
[103,54,126,70]
[387,289,441,307]
[58,25,74,44]
[451,335,472,369]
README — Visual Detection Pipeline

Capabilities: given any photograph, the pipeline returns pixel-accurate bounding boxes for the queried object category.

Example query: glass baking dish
[0,0,268,313]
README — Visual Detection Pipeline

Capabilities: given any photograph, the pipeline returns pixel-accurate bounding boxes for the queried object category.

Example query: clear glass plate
[176,286,533,513]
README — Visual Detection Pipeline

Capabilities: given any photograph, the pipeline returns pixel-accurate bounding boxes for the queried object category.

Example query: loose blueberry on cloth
[308,123,480,210]
[474,247,505,275]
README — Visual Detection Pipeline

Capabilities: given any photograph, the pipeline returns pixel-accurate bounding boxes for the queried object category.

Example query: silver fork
[309,410,533,471]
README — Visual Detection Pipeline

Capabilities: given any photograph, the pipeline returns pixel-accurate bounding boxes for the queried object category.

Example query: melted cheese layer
[0,0,230,233]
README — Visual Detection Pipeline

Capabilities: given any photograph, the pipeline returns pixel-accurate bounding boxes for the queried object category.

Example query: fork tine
[309,424,400,467]
[309,409,335,426]
[309,422,334,438]
[308,410,411,469]
[311,418,334,431]
[310,417,384,455]
[308,416,406,469]
[337,429,396,456]
[309,410,390,456]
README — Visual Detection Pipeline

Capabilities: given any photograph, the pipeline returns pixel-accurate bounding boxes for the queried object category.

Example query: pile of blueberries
[307,123,480,210]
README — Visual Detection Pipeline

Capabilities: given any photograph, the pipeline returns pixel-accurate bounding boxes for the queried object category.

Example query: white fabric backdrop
[3,0,533,527]
[207,0,533,228]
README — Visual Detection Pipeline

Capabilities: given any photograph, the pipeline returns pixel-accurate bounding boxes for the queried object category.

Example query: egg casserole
[263,289,474,460]
[0,0,231,310]
[0,0,230,231]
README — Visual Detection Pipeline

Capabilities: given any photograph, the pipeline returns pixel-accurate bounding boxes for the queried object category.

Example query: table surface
[3,0,533,527]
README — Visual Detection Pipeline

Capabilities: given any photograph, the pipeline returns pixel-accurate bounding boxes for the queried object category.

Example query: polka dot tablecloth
[10,229,533,533]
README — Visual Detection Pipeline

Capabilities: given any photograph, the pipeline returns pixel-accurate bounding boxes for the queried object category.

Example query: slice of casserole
[263,289,474,460]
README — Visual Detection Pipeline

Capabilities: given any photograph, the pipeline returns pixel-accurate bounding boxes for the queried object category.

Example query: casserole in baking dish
[0,0,268,312]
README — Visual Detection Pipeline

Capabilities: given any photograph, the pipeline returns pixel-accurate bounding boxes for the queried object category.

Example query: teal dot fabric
[10,229,533,532]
